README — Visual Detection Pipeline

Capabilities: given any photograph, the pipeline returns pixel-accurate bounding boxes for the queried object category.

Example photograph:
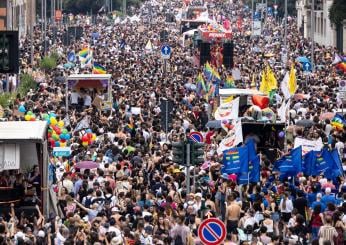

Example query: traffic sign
[161,45,171,59]
[198,218,226,245]
[339,80,346,91]
[303,62,312,72]
[53,147,71,157]
[188,131,204,143]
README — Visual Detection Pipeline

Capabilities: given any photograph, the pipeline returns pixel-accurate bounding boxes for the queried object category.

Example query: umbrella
[206,120,221,129]
[296,56,310,63]
[296,119,314,128]
[75,161,99,169]
[319,112,335,120]
[293,93,307,100]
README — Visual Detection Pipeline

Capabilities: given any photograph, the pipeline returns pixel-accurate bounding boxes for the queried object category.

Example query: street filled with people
[0,0,346,244]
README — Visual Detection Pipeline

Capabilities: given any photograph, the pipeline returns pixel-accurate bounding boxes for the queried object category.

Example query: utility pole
[186,143,191,194]
[282,0,288,66]
[311,0,315,72]
[122,0,126,16]
[44,0,47,55]
[251,0,254,35]
[30,0,34,65]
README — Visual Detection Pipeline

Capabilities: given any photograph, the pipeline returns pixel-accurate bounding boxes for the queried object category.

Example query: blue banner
[274,146,302,175]
[238,155,260,184]
[222,146,249,174]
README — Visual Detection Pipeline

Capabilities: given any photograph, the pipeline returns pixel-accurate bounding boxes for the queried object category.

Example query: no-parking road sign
[198,218,226,245]
[188,131,204,143]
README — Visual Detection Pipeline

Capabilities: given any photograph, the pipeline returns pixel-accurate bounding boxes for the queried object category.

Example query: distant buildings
[296,0,346,53]
[1,0,36,36]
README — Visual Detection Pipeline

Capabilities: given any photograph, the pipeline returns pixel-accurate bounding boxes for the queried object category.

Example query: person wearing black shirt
[294,190,308,221]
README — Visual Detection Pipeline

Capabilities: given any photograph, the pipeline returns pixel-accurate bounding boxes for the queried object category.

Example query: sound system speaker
[200,42,210,66]
[0,31,19,74]
[223,41,234,68]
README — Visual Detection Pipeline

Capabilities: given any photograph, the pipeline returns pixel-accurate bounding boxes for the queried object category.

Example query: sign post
[198,218,226,245]
[161,44,171,74]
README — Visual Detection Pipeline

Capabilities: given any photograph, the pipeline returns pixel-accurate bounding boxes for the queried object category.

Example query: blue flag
[246,139,257,162]
[313,148,331,176]
[303,150,317,176]
[331,149,343,176]
[323,148,342,181]
[222,146,249,174]
[274,146,302,175]
[238,155,260,184]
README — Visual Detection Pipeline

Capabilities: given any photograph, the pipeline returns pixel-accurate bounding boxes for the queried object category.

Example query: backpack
[174,234,184,245]
[84,196,93,208]
[104,194,113,206]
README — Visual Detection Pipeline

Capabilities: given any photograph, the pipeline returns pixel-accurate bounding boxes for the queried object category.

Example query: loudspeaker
[200,42,210,66]
[0,31,19,74]
[68,26,83,40]
[223,42,234,68]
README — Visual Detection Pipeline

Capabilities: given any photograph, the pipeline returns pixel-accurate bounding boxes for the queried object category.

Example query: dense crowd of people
[0,0,345,244]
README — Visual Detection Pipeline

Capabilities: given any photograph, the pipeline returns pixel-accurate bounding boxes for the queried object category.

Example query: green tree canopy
[329,0,346,25]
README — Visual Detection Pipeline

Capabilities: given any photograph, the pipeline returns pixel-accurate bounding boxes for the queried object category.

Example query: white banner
[217,120,243,155]
[253,21,261,36]
[0,144,20,171]
[294,137,323,155]
[214,97,239,120]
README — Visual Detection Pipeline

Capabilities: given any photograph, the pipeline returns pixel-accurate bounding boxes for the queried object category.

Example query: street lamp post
[311,0,315,72]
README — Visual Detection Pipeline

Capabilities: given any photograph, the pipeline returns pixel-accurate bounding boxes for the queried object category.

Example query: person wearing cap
[311,193,326,212]
[321,188,336,206]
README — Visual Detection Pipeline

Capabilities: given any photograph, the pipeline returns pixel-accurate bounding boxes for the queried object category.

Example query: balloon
[60,139,66,143]
[86,129,92,133]
[88,139,92,145]
[42,113,49,120]
[92,134,96,141]
[49,113,56,118]
[50,117,57,126]
[55,141,60,147]
[62,129,68,134]
[60,142,66,147]
[65,134,71,140]
[50,141,55,148]
[52,134,59,141]
[87,133,93,139]
[59,134,65,140]
[19,105,26,113]
[82,135,89,142]
[30,117,36,121]
[24,115,31,121]
[252,95,270,109]
[278,131,285,138]
[27,111,33,116]
[55,128,61,135]
[58,120,64,128]
[82,141,88,147]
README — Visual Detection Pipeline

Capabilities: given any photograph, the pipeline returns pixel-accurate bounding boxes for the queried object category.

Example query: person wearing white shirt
[84,92,92,107]
[71,90,80,105]
[279,192,294,224]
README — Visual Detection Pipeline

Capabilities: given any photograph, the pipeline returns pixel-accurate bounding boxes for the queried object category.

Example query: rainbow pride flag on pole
[331,114,346,131]
[92,62,106,74]
[224,76,235,88]
[78,47,89,58]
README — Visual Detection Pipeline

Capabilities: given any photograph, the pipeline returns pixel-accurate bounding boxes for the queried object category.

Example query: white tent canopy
[0,121,48,142]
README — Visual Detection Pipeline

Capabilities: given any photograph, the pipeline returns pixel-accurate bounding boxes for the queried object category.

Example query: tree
[329,0,346,25]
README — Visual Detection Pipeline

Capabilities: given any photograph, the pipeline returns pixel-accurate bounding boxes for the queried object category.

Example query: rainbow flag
[224,76,235,88]
[333,54,346,73]
[78,47,89,58]
[92,63,106,74]
[331,114,346,131]
[204,62,213,81]
[196,73,207,95]
[212,69,221,83]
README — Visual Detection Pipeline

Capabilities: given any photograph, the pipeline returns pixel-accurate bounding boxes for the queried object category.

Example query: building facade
[1,0,35,36]
[296,0,346,53]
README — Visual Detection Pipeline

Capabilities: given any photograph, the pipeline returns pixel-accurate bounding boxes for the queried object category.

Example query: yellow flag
[288,64,297,95]
[259,69,270,94]
[266,66,277,91]
[223,96,233,104]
